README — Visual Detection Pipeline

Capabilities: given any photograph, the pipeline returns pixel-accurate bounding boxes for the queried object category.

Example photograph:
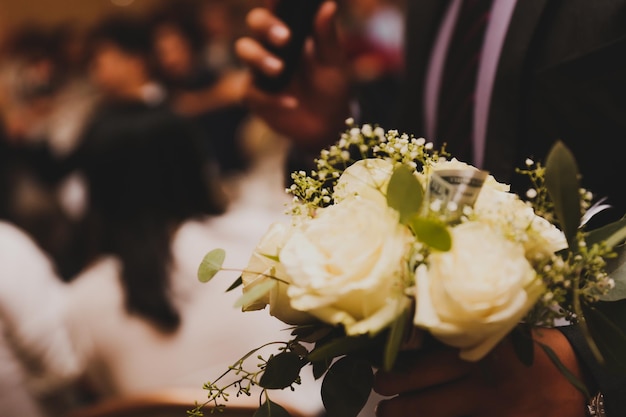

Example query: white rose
[241,222,314,325]
[431,160,567,259]
[280,197,414,336]
[475,185,567,260]
[334,158,394,204]
[413,222,545,361]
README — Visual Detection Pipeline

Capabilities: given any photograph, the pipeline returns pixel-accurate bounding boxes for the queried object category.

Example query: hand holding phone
[254,0,325,92]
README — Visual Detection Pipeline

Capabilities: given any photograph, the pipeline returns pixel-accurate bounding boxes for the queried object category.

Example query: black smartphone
[254,0,325,92]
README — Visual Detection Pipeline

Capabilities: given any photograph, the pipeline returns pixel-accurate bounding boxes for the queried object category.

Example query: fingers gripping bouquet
[194,121,626,417]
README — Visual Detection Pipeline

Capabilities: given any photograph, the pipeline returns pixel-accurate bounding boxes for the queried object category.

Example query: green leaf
[409,216,451,251]
[386,165,424,224]
[312,358,333,380]
[602,244,626,301]
[197,249,226,283]
[582,301,626,373]
[544,141,582,250]
[321,356,373,417]
[605,225,626,250]
[585,217,626,249]
[259,352,304,389]
[253,399,292,417]
[538,342,590,398]
[307,335,374,363]
[511,324,534,367]
[382,307,409,371]
[234,280,276,308]
[226,276,243,292]
[291,325,334,343]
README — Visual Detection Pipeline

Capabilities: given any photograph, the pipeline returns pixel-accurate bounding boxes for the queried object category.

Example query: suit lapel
[482,0,550,181]
[397,0,449,136]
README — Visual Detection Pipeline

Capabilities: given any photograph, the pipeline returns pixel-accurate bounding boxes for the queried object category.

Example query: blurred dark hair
[86,13,153,61]
[149,1,206,55]
[72,105,226,332]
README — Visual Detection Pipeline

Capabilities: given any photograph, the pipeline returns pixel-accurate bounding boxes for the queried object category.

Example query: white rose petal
[334,158,395,204]
[280,197,414,336]
[241,222,314,325]
[413,222,544,361]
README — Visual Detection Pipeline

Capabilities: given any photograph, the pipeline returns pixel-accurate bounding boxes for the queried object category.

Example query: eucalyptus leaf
[582,301,626,373]
[234,280,276,308]
[259,352,305,389]
[544,141,582,250]
[226,276,243,292]
[409,216,451,251]
[307,335,373,363]
[321,356,373,417]
[511,324,534,367]
[253,399,292,417]
[386,165,424,224]
[197,248,226,283]
[382,307,409,371]
[605,225,626,250]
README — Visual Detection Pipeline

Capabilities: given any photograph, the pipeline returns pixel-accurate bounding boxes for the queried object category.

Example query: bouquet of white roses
[193,121,626,417]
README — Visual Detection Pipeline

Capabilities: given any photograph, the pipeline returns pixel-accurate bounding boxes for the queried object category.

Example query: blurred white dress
[0,221,80,417]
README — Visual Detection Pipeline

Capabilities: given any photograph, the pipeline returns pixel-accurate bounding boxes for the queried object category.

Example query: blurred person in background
[198,0,249,75]
[150,0,251,177]
[0,24,78,278]
[45,13,170,279]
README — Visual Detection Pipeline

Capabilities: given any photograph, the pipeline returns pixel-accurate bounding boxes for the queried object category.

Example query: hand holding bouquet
[194,122,626,417]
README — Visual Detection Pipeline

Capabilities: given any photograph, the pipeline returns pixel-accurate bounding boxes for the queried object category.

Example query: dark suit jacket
[397,0,626,223]
[394,1,626,414]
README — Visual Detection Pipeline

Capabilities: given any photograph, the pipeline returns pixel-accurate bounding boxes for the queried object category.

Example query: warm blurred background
[0,0,255,31]
[0,1,406,415]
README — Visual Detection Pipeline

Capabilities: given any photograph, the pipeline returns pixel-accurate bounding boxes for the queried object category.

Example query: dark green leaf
[382,307,409,371]
[544,141,581,250]
[538,342,590,398]
[582,301,626,373]
[386,165,424,224]
[312,358,333,380]
[321,356,373,417]
[307,335,374,363]
[198,249,226,282]
[234,280,276,308]
[585,217,626,249]
[290,343,310,358]
[253,399,292,417]
[226,276,243,292]
[511,324,534,367]
[409,216,452,251]
[259,352,304,389]
[290,325,334,343]
[602,244,626,301]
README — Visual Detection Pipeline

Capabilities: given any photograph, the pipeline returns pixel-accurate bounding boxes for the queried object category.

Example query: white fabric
[0,222,80,417]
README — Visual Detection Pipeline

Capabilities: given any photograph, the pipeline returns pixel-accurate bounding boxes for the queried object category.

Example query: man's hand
[374,328,588,417]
